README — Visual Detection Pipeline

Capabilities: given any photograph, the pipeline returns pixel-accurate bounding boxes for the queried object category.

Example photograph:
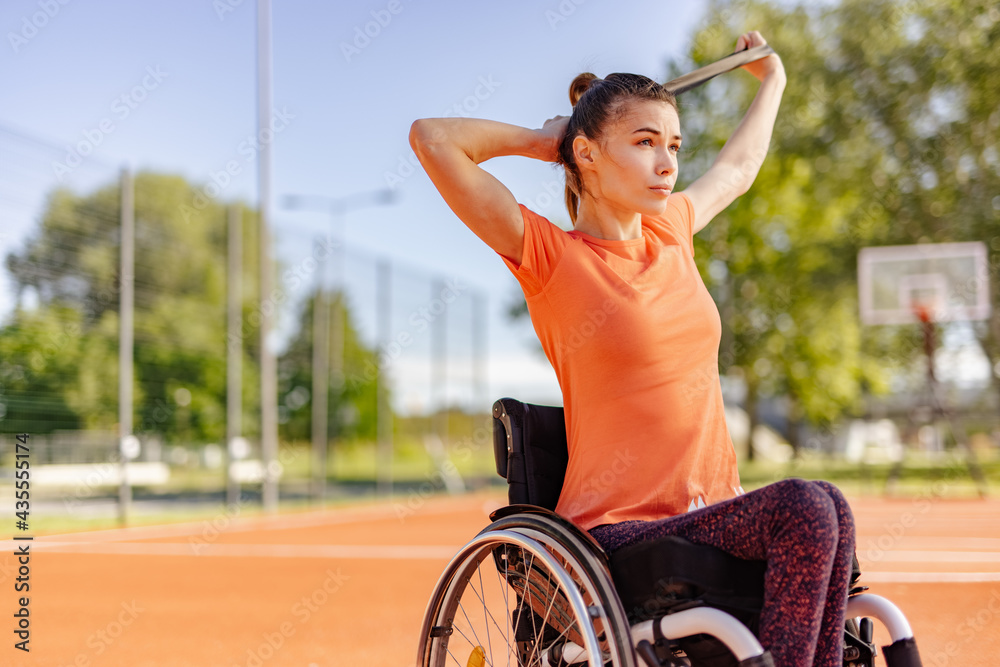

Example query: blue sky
[0,0,719,407]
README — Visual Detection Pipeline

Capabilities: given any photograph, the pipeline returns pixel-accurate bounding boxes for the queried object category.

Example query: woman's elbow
[409,118,446,156]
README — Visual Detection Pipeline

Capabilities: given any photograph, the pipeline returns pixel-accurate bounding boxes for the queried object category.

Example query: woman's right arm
[409,117,565,265]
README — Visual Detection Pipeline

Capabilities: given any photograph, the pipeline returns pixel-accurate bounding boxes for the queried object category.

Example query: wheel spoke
[495,554,512,667]
[420,528,620,667]
[524,551,540,665]
[478,566,495,663]
[526,580,561,666]
[468,568,511,662]
[458,600,488,660]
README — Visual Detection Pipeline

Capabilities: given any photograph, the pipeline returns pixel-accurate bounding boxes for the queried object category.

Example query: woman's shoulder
[517,203,576,247]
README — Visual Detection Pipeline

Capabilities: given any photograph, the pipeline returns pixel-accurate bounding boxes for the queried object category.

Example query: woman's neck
[573,195,642,241]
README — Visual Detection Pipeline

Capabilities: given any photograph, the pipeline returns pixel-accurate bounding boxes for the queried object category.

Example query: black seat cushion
[609,535,767,629]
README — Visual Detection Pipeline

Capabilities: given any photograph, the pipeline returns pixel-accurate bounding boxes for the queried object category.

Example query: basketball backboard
[858,242,991,325]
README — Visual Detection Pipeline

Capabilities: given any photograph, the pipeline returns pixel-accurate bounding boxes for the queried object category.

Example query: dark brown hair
[559,73,678,224]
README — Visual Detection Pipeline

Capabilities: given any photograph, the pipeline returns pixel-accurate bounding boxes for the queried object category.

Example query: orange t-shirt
[500,193,743,531]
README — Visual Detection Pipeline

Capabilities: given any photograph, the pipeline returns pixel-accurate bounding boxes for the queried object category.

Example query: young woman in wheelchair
[410,31,855,667]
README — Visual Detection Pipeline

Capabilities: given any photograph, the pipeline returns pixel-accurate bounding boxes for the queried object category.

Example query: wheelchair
[417,398,924,667]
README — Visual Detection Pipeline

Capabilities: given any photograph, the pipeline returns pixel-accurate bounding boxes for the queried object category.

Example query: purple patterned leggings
[588,478,855,667]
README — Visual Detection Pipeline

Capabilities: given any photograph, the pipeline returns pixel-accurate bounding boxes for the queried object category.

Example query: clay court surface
[2,491,999,667]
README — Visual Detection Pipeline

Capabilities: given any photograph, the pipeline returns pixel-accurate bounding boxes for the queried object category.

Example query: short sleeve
[645,192,696,256]
[498,204,570,296]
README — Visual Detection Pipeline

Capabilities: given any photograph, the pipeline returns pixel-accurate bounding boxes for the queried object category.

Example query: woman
[410,31,855,667]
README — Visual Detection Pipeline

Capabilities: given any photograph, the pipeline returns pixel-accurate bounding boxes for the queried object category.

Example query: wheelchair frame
[416,399,924,667]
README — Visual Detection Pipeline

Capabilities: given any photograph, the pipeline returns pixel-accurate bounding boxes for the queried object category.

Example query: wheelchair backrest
[492,398,568,510]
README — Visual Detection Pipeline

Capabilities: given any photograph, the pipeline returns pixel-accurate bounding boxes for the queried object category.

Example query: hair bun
[569,72,599,106]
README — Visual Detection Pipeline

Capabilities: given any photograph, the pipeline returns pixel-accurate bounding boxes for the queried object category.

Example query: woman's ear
[573,135,596,171]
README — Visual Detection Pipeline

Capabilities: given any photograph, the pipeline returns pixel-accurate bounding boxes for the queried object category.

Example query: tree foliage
[278,289,380,443]
[504,0,1000,450]
[675,0,1000,447]
[1,171,381,444]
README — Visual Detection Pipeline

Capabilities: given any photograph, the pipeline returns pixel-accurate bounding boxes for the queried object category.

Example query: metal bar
[226,204,243,506]
[118,166,134,525]
[257,0,278,512]
[664,44,776,95]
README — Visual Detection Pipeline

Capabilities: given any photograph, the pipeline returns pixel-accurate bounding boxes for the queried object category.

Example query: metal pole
[257,0,278,512]
[118,166,134,525]
[226,204,243,506]
[472,291,487,409]
[330,222,345,478]
[311,238,329,504]
[376,259,392,497]
[431,278,447,443]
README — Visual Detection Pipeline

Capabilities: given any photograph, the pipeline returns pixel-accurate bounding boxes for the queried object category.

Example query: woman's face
[577,99,681,217]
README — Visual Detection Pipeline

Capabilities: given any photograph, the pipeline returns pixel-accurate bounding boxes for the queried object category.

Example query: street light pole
[257,0,278,513]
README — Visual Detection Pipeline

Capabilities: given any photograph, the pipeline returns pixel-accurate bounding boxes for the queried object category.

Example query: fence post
[227,204,243,506]
[376,258,393,497]
[118,165,134,525]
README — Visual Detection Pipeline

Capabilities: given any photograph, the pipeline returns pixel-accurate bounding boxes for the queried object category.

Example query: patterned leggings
[588,478,855,667]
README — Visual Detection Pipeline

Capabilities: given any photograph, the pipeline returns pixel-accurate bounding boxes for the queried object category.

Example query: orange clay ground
[1,492,998,667]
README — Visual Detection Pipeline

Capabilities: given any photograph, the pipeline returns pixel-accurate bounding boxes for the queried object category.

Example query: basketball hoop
[911,303,933,324]
[857,241,990,498]
[858,242,990,326]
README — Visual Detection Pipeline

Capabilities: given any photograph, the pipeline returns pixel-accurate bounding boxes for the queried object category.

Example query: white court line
[857,533,1000,552]
[25,497,486,544]
[856,537,1000,550]
[21,541,461,559]
[863,551,1000,563]
[861,572,1000,583]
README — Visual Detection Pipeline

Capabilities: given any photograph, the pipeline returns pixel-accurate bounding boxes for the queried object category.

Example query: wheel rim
[418,530,604,667]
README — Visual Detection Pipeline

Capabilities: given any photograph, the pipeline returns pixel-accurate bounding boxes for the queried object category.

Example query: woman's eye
[639,138,653,146]
[671,144,682,153]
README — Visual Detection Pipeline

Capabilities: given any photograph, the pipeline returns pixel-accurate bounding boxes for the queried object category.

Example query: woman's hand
[735,31,784,82]
[535,115,570,163]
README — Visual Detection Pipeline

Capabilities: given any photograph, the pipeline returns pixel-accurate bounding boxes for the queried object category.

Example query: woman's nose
[658,150,676,175]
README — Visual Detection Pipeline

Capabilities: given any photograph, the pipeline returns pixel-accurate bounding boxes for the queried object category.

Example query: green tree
[2,171,260,439]
[506,0,1000,455]
[677,0,999,453]
[2,169,387,449]
[0,305,85,433]
[278,289,381,443]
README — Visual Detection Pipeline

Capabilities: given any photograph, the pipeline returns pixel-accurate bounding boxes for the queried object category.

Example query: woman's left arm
[682,31,786,234]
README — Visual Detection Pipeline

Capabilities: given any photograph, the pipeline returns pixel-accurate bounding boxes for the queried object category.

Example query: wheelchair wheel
[417,522,636,667]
